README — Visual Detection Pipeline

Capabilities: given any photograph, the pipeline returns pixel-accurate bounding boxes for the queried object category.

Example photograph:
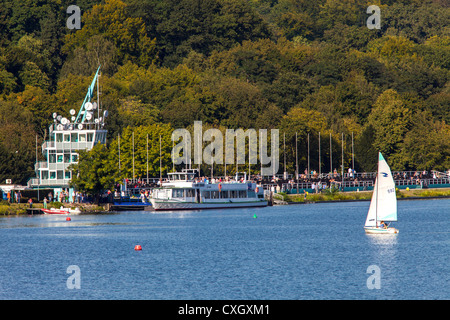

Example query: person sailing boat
[364,152,399,234]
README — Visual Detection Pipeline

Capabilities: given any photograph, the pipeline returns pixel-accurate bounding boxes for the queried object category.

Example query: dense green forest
[0,0,449,186]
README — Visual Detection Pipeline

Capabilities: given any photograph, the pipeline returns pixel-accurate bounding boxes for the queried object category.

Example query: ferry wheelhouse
[150,169,267,211]
[28,66,107,201]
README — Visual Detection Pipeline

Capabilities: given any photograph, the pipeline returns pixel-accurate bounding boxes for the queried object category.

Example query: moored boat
[41,207,81,215]
[150,169,267,211]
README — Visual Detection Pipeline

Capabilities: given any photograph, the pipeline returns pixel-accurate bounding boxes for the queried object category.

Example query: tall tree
[69,143,116,203]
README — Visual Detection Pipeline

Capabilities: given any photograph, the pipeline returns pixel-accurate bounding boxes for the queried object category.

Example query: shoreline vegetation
[275,187,450,204]
[0,201,105,216]
[1,188,450,215]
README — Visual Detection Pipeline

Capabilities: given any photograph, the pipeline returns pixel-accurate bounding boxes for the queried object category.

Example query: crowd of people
[44,190,92,204]
[118,169,450,193]
[90,168,450,202]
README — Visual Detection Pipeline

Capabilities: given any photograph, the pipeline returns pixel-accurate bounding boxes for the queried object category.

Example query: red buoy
[66,217,71,221]
[134,245,142,251]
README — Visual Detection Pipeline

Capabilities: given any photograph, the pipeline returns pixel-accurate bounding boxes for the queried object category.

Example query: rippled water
[0,199,448,300]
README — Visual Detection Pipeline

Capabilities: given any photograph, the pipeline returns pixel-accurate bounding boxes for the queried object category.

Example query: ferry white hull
[364,226,399,234]
[150,199,267,211]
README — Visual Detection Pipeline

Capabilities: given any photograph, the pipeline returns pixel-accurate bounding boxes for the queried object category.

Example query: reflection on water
[366,234,398,247]
[0,221,132,229]
[366,234,398,268]
[0,215,133,229]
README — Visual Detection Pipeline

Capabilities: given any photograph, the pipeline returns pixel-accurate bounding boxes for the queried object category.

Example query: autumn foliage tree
[0,0,449,183]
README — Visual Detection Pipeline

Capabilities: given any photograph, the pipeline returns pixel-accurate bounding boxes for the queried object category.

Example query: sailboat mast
[375,153,379,227]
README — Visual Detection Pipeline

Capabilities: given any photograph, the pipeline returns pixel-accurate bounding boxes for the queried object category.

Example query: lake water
[0,199,448,300]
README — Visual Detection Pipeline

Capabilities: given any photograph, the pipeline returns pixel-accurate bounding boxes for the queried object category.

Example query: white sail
[365,177,378,227]
[365,152,397,227]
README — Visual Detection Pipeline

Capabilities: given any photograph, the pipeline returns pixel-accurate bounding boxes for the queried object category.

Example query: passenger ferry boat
[150,169,267,211]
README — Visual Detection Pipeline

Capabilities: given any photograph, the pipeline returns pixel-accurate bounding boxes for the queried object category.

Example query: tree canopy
[0,0,449,188]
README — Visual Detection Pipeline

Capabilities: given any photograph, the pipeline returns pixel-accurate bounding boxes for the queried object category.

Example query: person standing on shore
[43,197,48,209]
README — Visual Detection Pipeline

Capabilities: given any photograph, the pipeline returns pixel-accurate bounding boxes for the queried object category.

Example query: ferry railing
[431,170,450,179]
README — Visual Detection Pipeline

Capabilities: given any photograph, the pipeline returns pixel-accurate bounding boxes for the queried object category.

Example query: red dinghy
[41,208,70,214]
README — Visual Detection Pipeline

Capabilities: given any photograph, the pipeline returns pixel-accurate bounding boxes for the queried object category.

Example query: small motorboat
[41,207,81,215]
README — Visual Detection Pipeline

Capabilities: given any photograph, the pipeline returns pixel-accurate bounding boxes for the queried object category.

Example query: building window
[56,133,63,142]
[49,153,56,163]
[50,171,56,179]
[64,153,70,163]
[65,171,71,179]
[57,171,63,179]
[79,134,86,142]
[41,171,48,180]
[71,133,78,142]
[87,133,93,142]
[64,134,70,142]
[72,154,78,163]
[57,154,63,163]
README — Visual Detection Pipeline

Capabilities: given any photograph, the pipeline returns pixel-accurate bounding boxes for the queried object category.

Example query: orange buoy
[134,245,142,251]
[66,217,71,221]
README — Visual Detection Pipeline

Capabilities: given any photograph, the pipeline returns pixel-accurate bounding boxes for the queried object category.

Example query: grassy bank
[283,187,450,203]
[0,201,106,215]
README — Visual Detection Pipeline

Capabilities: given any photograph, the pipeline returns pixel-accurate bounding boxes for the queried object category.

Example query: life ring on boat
[255,187,259,193]
[218,183,222,192]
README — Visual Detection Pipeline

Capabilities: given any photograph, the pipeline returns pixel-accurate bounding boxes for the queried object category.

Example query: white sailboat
[364,152,399,234]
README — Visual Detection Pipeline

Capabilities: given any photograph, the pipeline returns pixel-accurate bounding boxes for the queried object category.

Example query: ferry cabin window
[172,189,184,198]
[239,190,247,198]
[185,189,195,197]
[220,191,228,198]
[56,133,63,142]
[211,191,219,199]
[203,191,211,199]
[71,133,78,142]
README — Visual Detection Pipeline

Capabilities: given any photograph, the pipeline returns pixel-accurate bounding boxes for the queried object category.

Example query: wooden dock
[26,208,43,215]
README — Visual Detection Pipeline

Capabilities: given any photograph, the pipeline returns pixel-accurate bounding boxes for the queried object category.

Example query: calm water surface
[0,199,448,300]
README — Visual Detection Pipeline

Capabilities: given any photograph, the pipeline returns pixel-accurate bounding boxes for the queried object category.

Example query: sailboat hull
[364,227,399,234]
